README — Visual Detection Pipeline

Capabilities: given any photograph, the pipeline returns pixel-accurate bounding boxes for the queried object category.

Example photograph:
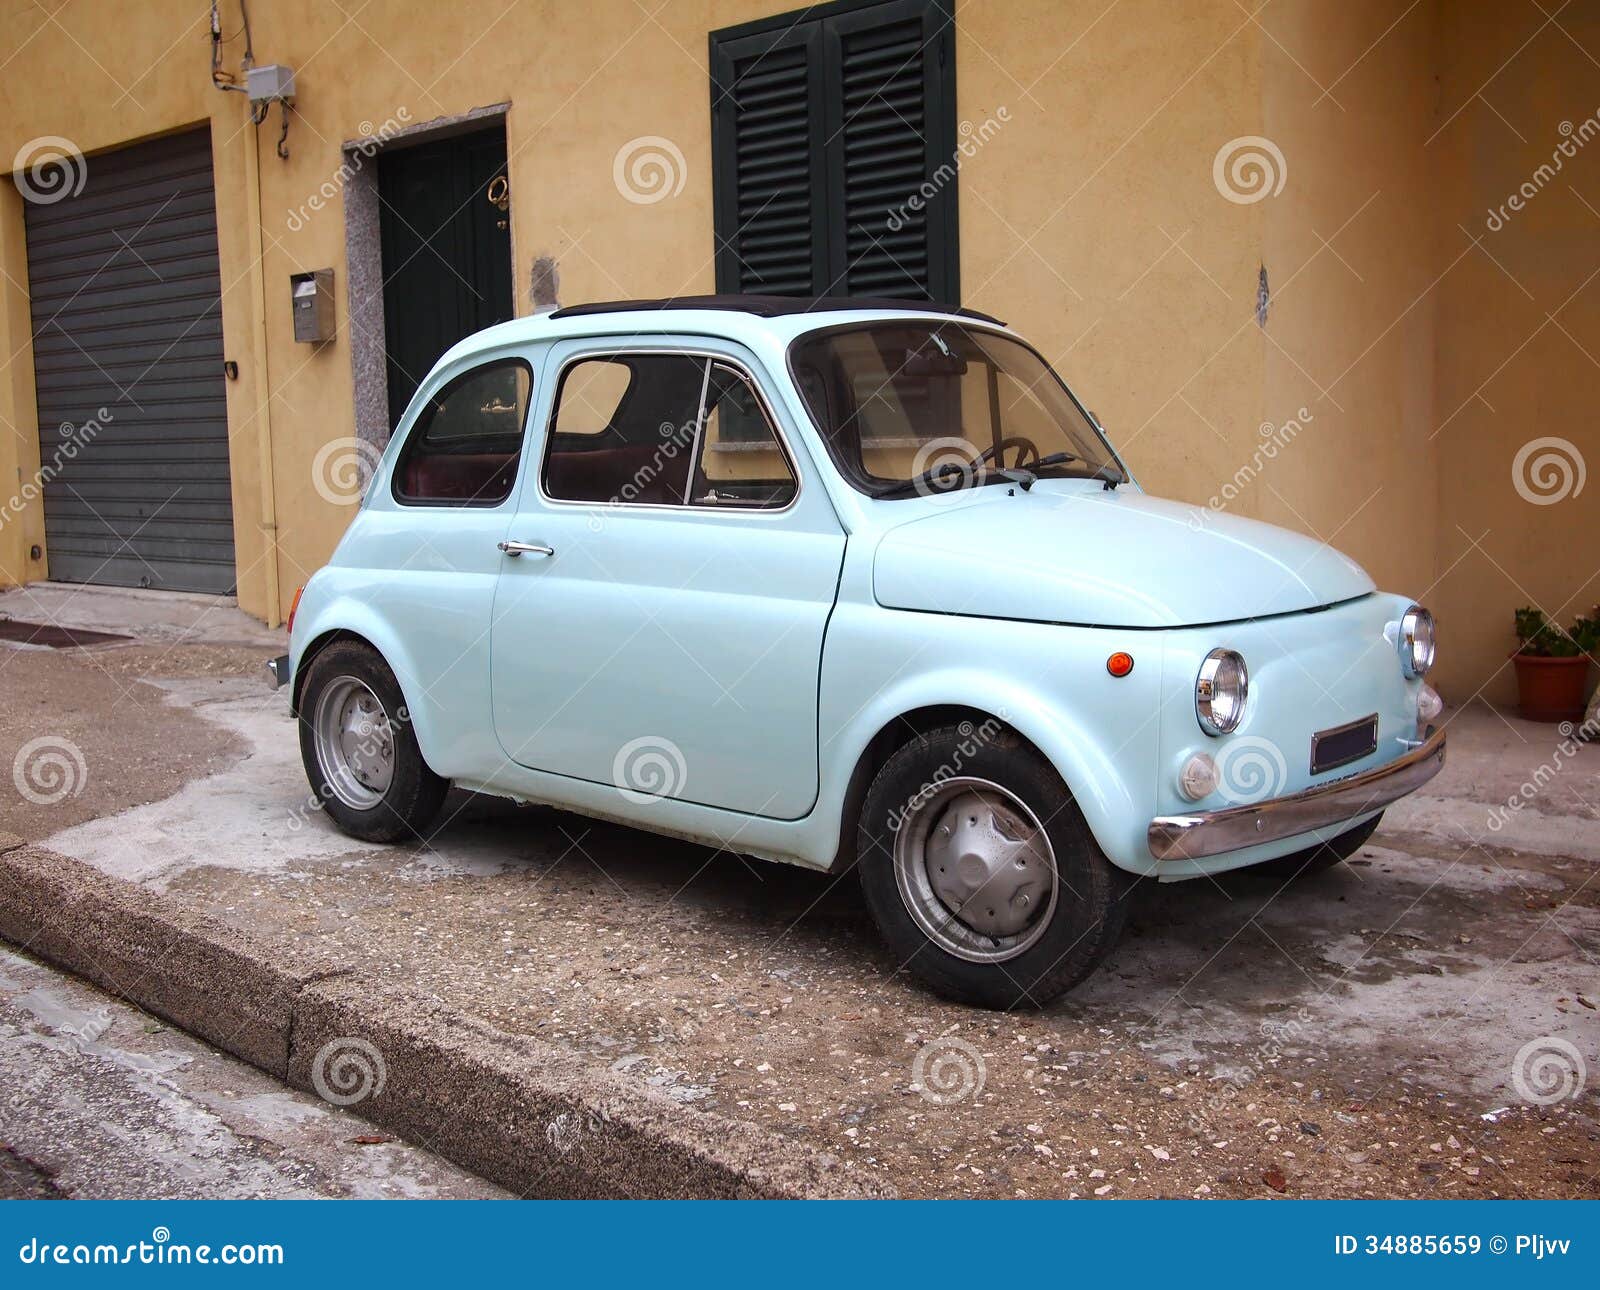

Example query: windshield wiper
[872,461,980,499]
[1024,451,1125,490]
[873,454,1124,499]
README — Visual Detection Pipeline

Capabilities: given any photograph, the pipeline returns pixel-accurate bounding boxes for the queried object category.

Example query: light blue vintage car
[272,296,1445,1007]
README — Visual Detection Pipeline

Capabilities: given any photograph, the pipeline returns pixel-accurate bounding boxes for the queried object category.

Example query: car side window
[689,364,797,508]
[542,354,706,505]
[393,359,532,506]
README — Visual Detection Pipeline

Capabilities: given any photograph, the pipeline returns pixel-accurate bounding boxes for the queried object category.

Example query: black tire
[1249,812,1383,880]
[297,640,447,843]
[856,725,1132,1009]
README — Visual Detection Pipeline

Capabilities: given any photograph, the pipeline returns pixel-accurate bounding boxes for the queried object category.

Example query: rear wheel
[1250,812,1382,880]
[856,725,1131,1009]
[298,641,447,843]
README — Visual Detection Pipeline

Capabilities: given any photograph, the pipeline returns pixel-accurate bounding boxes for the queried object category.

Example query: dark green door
[378,125,514,426]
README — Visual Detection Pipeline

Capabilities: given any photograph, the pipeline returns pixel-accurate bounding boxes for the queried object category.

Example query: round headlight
[1196,649,1248,735]
[1400,605,1435,678]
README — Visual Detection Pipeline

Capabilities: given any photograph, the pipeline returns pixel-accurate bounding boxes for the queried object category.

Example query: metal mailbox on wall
[291,269,334,343]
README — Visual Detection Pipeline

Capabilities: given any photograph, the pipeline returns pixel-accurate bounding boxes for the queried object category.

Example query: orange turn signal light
[1106,651,1134,678]
[286,586,304,635]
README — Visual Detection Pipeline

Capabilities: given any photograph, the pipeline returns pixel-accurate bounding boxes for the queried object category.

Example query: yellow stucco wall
[1259,0,1440,615]
[0,0,1590,708]
[1429,2,1600,705]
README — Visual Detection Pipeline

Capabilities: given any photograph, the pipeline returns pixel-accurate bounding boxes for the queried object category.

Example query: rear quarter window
[393,358,532,506]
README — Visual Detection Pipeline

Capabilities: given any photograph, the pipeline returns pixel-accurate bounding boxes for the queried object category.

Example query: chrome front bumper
[265,653,290,690]
[1147,725,1446,862]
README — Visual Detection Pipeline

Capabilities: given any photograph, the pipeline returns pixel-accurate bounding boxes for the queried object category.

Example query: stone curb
[0,843,889,1199]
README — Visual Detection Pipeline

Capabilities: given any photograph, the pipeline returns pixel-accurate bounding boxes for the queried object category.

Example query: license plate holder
[1310,713,1378,775]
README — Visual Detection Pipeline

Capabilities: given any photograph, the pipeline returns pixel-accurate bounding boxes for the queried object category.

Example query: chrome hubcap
[892,777,1058,963]
[313,676,395,810]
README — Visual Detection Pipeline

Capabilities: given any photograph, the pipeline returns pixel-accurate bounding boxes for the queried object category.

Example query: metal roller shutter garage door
[24,127,236,594]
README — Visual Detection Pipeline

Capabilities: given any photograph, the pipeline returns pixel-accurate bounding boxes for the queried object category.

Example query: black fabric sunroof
[548,295,1003,325]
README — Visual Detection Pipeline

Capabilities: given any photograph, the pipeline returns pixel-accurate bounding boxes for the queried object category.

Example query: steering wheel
[973,436,1041,472]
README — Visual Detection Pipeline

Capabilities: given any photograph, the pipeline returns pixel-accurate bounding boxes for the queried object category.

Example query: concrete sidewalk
[0,611,1595,1198]
[0,583,282,650]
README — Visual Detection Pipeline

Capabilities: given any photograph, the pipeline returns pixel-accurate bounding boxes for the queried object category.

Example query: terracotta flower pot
[1511,652,1593,722]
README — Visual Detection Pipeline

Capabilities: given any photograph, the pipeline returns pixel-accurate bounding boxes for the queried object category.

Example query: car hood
[871,485,1375,629]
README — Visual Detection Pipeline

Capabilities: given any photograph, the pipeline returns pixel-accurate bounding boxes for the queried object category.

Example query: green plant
[1514,606,1599,659]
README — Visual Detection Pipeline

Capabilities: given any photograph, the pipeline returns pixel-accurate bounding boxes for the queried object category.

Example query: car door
[488,337,845,820]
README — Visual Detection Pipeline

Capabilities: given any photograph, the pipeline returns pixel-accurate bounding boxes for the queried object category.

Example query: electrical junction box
[246,64,296,105]
[290,269,334,344]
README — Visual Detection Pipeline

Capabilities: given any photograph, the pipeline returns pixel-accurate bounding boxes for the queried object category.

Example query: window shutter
[711,0,958,303]
[824,0,956,300]
[711,25,827,296]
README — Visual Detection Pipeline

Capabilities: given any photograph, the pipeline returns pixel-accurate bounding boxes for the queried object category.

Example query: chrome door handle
[497,540,554,558]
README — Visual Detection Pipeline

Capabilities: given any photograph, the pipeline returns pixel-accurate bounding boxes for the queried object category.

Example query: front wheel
[297,640,447,843]
[856,725,1132,1009]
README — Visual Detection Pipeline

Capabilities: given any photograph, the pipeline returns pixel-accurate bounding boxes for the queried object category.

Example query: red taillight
[286,586,303,635]
[1106,651,1134,678]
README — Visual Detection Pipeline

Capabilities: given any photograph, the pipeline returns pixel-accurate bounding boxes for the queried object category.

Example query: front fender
[817,605,1163,873]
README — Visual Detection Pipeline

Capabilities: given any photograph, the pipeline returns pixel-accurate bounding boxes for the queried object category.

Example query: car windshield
[789,321,1123,497]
